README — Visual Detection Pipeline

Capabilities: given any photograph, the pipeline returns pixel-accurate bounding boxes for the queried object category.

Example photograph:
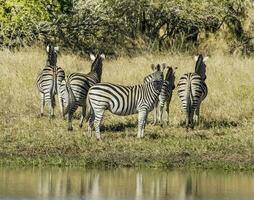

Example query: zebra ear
[100,54,105,59]
[203,56,209,63]
[46,45,50,52]
[90,54,96,61]
[151,64,155,71]
[156,64,161,71]
[54,46,59,52]
[194,56,199,61]
[161,63,166,71]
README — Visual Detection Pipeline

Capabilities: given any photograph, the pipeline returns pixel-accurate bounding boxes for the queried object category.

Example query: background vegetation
[1,48,254,169]
[1,0,254,55]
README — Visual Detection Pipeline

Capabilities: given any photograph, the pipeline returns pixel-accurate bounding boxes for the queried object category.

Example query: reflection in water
[0,168,254,200]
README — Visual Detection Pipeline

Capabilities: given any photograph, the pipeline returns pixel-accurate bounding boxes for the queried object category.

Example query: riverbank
[1,48,254,170]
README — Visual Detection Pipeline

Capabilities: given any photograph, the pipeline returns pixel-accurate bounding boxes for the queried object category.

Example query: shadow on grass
[100,121,137,132]
[178,118,238,129]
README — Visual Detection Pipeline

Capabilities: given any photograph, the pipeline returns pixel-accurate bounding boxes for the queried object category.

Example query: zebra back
[86,70,163,117]
[61,53,105,115]
[37,45,64,96]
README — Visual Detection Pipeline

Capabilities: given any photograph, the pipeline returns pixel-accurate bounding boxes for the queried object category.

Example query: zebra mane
[90,54,104,81]
[194,54,206,80]
[46,44,57,67]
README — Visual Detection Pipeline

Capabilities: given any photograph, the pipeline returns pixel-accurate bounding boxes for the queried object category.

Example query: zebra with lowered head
[85,70,163,139]
[59,53,105,131]
[177,54,208,130]
[36,45,65,118]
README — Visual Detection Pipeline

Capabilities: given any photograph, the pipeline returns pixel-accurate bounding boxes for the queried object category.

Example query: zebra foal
[144,64,176,125]
[85,70,163,139]
[36,45,65,118]
[177,54,208,130]
[60,53,105,131]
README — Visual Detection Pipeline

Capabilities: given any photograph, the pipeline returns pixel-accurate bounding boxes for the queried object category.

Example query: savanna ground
[1,47,254,170]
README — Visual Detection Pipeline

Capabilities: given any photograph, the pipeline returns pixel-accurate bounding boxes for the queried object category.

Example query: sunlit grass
[0,47,254,169]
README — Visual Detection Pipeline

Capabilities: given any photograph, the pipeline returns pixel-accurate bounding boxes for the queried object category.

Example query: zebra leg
[185,112,190,131]
[58,94,64,119]
[159,105,164,126]
[195,103,201,126]
[138,110,148,138]
[79,104,86,128]
[93,110,105,140]
[165,101,170,125]
[40,92,45,117]
[87,113,95,137]
[152,101,159,125]
[47,99,55,118]
[67,111,73,131]
[190,111,195,130]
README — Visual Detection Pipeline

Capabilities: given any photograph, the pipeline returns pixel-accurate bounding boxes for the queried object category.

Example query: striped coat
[144,65,175,125]
[60,54,105,131]
[177,54,208,130]
[85,71,163,139]
[36,45,65,118]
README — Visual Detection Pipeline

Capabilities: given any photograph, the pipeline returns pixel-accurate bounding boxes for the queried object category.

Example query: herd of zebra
[36,45,208,139]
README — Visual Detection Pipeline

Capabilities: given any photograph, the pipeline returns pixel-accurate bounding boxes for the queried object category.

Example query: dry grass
[0,47,254,169]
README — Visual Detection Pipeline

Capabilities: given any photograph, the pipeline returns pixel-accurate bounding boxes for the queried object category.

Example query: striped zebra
[144,64,176,125]
[60,53,105,131]
[177,54,208,130]
[36,45,65,118]
[85,70,163,139]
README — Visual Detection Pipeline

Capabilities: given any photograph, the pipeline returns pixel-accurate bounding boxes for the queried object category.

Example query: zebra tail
[186,76,192,117]
[63,79,76,116]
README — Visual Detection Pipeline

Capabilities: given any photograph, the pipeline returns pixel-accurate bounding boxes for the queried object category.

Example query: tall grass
[0,47,254,169]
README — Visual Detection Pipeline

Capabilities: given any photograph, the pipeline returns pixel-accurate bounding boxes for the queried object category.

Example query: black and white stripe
[60,53,105,131]
[144,64,175,125]
[36,45,65,118]
[85,71,163,139]
[177,54,208,130]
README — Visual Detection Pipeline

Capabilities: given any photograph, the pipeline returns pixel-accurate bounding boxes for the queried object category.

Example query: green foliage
[0,0,254,55]
[0,0,59,48]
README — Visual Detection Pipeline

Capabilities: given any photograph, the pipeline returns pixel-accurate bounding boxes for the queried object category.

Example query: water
[0,167,254,200]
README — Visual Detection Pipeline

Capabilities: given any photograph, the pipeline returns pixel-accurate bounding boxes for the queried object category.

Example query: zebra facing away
[36,45,65,118]
[177,54,208,130]
[85,70,163,139]
[60,53,105,131]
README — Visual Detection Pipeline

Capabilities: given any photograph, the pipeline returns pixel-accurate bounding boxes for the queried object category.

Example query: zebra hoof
[50,115,55,119]
[37,113,43,118]
[68,127,73,131]
[79,124,83,128]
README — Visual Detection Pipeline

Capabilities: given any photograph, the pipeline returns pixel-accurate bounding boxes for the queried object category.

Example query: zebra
[177,54,208,130]
[85,70,163,139]
[36,45,65,118]
[60,53,105,131]
[144,64,176,126]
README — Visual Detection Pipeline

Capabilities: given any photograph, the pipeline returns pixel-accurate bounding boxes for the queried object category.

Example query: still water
[0,167,254,200]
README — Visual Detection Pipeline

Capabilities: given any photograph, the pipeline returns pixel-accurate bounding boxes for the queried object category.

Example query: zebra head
[150,71,163,92]
[46,44,58,66]
[194,54,208,81]
[90,53,105,82]
[165,66,176,90]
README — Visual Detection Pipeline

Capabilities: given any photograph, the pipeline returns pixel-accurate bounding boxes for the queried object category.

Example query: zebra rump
[36,44,65,118]
[177,54,208,130]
